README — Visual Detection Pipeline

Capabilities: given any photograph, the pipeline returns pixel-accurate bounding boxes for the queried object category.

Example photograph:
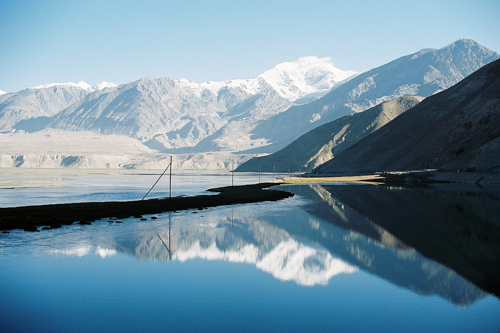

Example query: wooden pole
[169,156,172,202]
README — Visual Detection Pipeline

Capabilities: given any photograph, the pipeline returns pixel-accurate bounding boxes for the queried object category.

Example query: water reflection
[112,183,499,305]
[111,210,358,286]
[290,183,500,302]
[3,183,498,307]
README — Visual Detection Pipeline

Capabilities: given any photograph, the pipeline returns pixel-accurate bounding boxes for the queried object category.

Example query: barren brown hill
[236,96,424,172]
[314,58,500,174]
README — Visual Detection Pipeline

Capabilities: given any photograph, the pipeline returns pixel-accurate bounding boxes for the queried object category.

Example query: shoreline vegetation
[0,183,293,232]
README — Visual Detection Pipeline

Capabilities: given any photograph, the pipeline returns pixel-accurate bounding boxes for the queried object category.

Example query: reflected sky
[1,173,500,332]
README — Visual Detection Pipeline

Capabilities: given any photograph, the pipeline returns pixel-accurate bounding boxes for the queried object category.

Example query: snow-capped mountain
[239,38,500,153]
[0,89,6,96]
[30,80,118,92]
[1,38,498,169]
[10,57,357,151]
[178,56,358,101]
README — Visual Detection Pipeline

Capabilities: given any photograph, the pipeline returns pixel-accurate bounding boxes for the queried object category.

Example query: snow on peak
[173,238,357,286]
[31,81,91,90]
[92,81,118,90]
[30,80,117,92]
[257,56,358,99]
[178,56,359,101]
[0,89,6,95]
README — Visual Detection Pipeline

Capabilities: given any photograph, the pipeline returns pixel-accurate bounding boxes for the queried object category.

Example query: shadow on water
[289,183,500,301]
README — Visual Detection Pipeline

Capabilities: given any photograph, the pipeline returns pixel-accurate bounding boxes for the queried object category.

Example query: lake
[1,169,499,332]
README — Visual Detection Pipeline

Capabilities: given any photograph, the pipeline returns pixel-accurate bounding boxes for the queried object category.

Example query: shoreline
[281,171,500,184]
[0,183,293,232]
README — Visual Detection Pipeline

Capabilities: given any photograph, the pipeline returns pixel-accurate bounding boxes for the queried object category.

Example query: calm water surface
[1,170,499,332]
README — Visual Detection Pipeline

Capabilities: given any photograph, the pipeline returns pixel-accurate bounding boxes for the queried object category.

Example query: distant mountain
[0,89,6,96]
[236,96,424,172]
[241,38,499,154]
[0,81,116,131]
[29,80,117,91]
[2,38,499,170]
[178,56,358,102]
[314,58,500,174]
[11,57,357,152]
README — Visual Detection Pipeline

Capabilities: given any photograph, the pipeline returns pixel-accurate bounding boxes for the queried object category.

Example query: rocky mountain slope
[314,58,500,174]
[8,57,356,152]
[0,81,116,131]
[242,38,499,154]
[1,39,498,169]
[236,96,424,172]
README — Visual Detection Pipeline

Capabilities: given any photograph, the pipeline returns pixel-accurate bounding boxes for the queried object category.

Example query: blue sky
[1,0,499,92]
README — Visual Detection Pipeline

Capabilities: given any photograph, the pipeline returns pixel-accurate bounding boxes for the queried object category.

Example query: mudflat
[0,183,293,232]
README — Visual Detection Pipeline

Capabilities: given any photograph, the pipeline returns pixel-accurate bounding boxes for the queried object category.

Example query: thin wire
[142,162,171,200]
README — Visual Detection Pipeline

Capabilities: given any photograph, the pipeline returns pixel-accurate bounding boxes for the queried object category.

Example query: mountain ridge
[314,57,500,174]
[8,57,357,152]
[242,38,499,154]
[236,96,425,172]
[1,38,499,169]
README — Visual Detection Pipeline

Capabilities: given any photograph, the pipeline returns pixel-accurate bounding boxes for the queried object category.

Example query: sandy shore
[281,171,500,184]
[0,183,293,232]
[281,175,385,184]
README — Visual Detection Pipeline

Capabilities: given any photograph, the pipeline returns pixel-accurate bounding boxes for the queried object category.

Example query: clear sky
[1,0,499,93]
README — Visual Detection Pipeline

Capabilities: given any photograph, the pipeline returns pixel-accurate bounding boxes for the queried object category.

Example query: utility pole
[169,155,172,202]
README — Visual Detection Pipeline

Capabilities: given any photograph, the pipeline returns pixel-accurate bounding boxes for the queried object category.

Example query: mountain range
[238,38,499,155]
[314,57,500,174]
[236,96,424,172]
[0,38,498,169]
[5,57,356,147]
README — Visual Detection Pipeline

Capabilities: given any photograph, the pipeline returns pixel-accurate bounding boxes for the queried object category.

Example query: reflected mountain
[290,183,500,300]
[113,213,357,287]
[101,185,489,306]
[26,184,496,306]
